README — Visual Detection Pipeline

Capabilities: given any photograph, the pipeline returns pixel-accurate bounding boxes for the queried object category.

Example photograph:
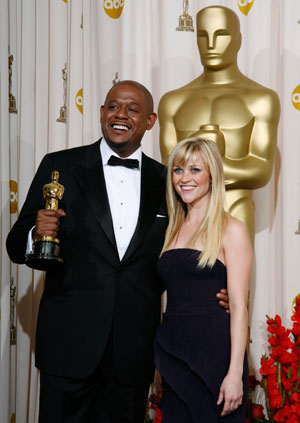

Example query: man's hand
[34,209,66,239]
[216,288,229,314]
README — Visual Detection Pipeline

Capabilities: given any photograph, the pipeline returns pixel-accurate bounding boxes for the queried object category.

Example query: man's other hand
[216,288,229,314]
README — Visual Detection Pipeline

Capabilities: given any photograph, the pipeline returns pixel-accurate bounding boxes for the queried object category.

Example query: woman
[154,137,252,422]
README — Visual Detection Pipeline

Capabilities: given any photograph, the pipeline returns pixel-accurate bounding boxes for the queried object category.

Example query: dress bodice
[158,248,227,314]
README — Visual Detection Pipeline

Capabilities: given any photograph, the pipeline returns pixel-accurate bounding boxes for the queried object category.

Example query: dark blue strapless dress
[154,249,248,423]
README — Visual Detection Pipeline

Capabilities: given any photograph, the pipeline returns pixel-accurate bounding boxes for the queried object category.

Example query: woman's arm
[217,217,253,416]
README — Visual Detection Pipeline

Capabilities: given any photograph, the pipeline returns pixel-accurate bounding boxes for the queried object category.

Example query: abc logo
[103,0,125,19]
[292,85,300,111]
[292,293,300,313]
[238,0,254,16]
[10,180,18,214]
[75,88,83,114]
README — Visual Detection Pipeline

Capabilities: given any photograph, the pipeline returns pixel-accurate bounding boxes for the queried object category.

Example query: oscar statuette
[176,0,194,32]
[9,54,17,114]
[56,63,67,123]
[25,171,65,271]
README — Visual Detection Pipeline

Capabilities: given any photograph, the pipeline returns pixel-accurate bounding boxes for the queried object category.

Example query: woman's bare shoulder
[223,215,251,249]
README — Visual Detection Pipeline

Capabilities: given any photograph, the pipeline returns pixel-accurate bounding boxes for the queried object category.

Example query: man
[7,81,228,422]
[158,6,280,244]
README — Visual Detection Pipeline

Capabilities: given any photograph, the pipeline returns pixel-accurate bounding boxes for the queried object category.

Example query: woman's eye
[174,168,182,174]
[191,167,200,173]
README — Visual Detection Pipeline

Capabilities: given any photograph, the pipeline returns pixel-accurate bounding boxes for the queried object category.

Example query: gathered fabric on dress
[154,249,248,423]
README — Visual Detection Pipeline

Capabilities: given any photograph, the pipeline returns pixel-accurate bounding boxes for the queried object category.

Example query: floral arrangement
[144,390,162,423]
[247,296,300,423]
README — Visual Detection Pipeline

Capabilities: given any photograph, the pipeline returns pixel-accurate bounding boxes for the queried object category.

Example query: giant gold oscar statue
[159,6,280,244]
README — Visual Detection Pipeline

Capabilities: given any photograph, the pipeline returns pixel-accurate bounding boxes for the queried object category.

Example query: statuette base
[10,326,16,345]
[56,106,67,123]
[9,94,17,114]
[26,240,63,271]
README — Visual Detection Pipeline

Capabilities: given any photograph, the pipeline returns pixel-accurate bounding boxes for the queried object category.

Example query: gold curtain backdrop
[1,0,300,421]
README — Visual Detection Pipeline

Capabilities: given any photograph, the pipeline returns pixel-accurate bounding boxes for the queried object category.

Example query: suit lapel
[122,154,166,263]
[73,141,117,251]
[73,142,165,263]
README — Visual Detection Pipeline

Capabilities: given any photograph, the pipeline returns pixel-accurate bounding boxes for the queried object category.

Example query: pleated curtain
[0,0,300,421]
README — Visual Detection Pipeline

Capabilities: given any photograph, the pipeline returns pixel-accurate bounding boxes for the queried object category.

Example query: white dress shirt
[26,139,142,260]
[100,139,141,260]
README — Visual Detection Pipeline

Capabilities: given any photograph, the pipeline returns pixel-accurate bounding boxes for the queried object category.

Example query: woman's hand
[217,373,243,416]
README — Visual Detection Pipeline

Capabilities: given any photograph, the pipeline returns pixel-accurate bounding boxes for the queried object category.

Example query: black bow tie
[107,155,139,169]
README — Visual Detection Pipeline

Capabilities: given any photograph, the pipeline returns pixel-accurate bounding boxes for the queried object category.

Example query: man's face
[196,7,241,70]
[100,84,157,157]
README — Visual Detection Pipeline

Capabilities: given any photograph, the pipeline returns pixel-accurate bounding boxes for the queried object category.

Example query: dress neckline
[162,248,226,268]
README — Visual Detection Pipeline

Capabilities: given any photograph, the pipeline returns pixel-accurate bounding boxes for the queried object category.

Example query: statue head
[196,6,241,70]
[52,170,59,184]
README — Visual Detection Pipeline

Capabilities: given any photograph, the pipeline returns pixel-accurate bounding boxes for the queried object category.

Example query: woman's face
[172,152,211,207]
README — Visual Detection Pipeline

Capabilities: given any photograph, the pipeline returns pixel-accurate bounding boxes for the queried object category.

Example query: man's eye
[128,108,138,113]
[109,105,117,110]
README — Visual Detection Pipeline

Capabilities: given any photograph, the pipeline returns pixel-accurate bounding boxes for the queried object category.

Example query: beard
[106,138,129,153]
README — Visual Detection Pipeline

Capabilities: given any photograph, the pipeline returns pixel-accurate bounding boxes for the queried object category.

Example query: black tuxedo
[6,139,167,386]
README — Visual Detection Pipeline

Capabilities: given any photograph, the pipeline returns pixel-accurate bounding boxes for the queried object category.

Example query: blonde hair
[161,137,228,267]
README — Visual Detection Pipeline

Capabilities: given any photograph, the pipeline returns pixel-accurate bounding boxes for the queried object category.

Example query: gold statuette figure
[43,170,64,211]
[159,6,280,244]
[176,0,194,32]
[26,171,65,270]
[57,63,68,123]
[9,55,17,114]
[10,277,16,345]
[112,72,120,85]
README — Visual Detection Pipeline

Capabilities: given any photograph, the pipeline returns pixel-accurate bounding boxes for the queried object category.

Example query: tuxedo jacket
[6,139,168,384]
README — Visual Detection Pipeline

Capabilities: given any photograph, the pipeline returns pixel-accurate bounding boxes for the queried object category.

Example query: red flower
[250,403,264,419]
[248,375,260,390]
[274,405,291,421]
[153,408,162,423]
[269,335,280,347]
[287,415,300,423]
[266,375,279,390]
[279,349,292,364]
[260,356,276,376]
[281,375,292,392]
[275,315,282,326]
[270,395,283,410]
[290,393,300,403]
[291,403,300,416]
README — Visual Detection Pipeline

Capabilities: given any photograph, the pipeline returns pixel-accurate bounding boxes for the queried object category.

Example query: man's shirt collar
[100,137,142,166]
